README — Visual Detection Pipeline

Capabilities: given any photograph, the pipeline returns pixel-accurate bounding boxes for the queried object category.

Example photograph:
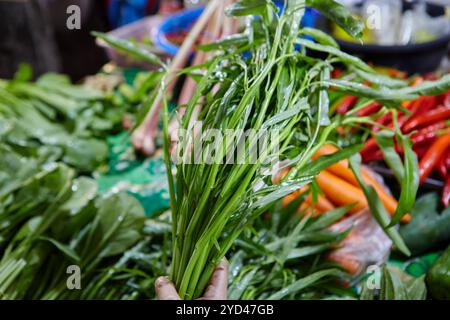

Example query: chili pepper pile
[334,73,450,208]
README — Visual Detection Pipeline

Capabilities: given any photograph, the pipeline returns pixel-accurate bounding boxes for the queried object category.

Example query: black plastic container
[332,1,450,74]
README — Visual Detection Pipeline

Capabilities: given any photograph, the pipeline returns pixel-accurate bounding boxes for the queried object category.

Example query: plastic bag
[327,209,392,278]
[326,168,393,279]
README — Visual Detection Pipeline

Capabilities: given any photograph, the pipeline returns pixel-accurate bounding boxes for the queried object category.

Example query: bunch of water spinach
[153,0,450,299]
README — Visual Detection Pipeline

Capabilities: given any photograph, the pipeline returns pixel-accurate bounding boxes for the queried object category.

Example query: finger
[155,276,181,300]
[200,259,228,300]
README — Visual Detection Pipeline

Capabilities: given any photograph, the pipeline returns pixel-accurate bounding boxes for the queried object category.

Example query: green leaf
[286,243,331,260]
[351,67,407,88]
[63,138,108,173]
[300,27,338,48]
[93,193,146,259]
[400,193,450,255]
[37,75,103,100]
[405,275,427,300]
[318,68,331,126]
[377,266,426,300]
[306,205,354,232]
[250,175,313,210]
[38,237,80,262]
[374,130,404,182]
[198,34,249,51]
[13,63,33,82]
[228,267,258,300]
[296,39,372,73]
[322,79,419,102]
[225,0,272,17]
[349,154,410,256]
[360,281,375,300]
[92,31,163,67]
[60,177,97,212]
[389,135,419,227]
[398,74,450,96]
[267,268,342,299]
[379,266,408,300]
[300,144,363,177]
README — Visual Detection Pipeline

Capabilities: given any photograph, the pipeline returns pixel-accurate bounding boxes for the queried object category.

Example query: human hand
[155,259,228,300]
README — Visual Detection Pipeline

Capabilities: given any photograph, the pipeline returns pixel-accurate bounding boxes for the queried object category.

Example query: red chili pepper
[371,114,392,132]
[414,96,437,116]
[442,175,450,208]
[437,154,448,178]
[360,137,378,160]
[418,133,450,184]
[414,144,431,159]
[444,91,450,108]
[403,96,438,128]
[337,96,358,114]
[362,149,384,163]
[436,148,450,178]
[423,73,438,81]
[364,115,429,161]
[372,111,409,133]
[408,96,426,114]
[403,105,450,133]
[446,151,450,169]
[355,102,382,117]
[410,121,446,146]
[332,68,343,79]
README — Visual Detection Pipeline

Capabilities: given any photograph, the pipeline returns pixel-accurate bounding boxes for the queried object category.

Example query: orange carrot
[282,191,301,207]
[273,167,291,184]
[327,255,360,275]
[281,181,334,215]
[297,201,323,217]
[315,170,367,214]
[312,144,340,159]
[307,193,336,213]
[313,145,411,223]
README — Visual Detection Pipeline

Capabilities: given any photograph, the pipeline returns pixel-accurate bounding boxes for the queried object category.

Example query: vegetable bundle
[156,0,450,299]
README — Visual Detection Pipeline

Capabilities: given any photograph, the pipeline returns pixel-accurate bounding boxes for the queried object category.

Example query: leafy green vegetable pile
[0,66,155,299]
[0,144,145,299]
[228,203,353,300]
[0,65,126,173]
[360,265,427,300]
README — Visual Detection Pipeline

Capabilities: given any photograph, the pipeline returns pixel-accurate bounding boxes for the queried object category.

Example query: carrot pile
[278,144,410,224]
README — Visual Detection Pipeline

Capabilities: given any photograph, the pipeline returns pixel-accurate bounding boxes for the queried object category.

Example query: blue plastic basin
[155,3,321,56]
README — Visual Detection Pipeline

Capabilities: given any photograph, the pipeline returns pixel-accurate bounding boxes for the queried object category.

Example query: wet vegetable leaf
[306,0,364,39]
[349,154,410,256]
